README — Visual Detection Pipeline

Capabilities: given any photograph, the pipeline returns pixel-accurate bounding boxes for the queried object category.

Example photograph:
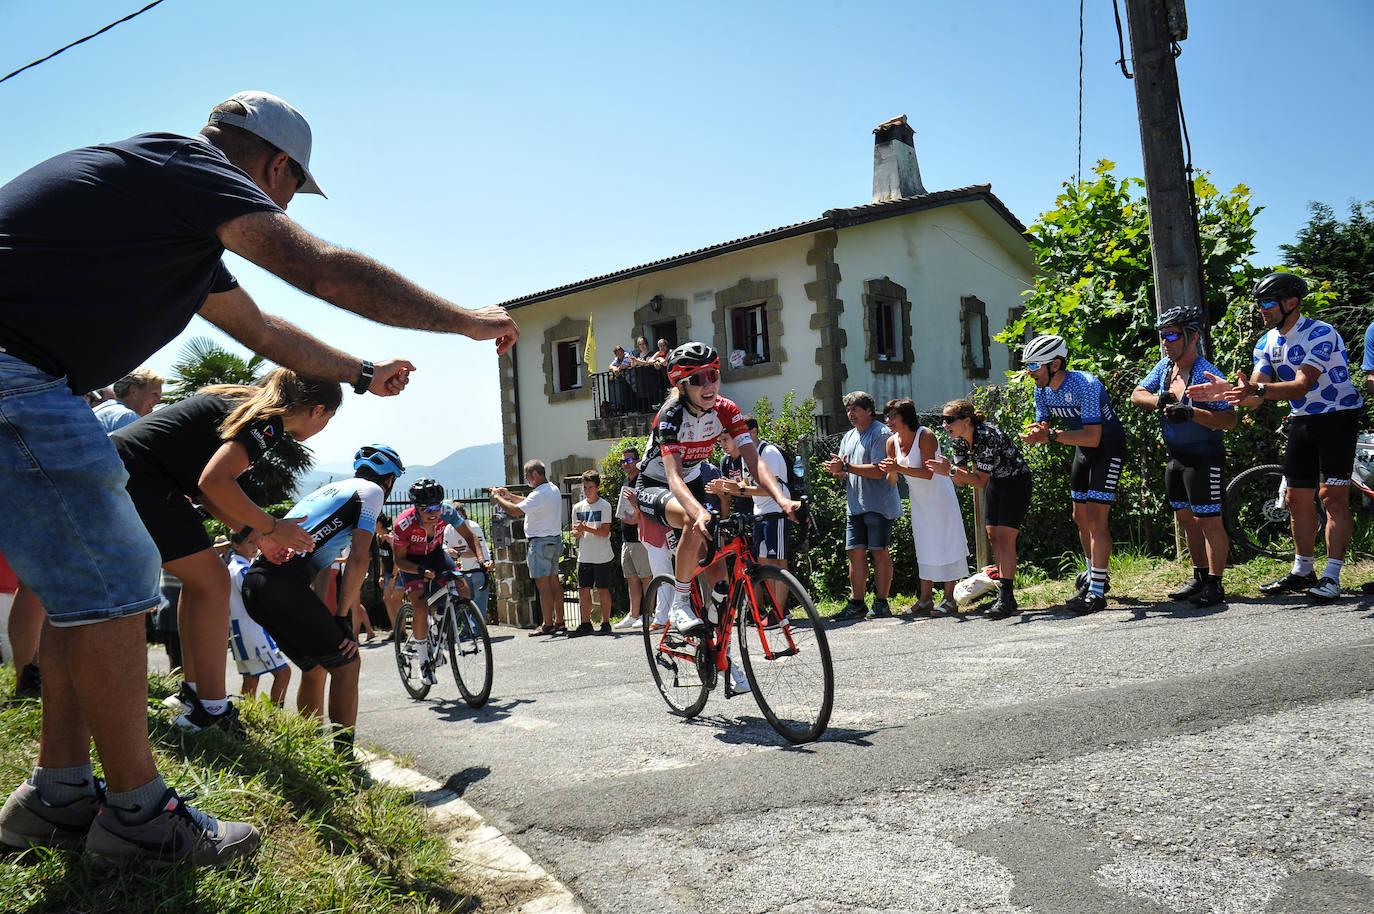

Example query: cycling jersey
[1033,370,1125,442]
[392,506,446,558]
[641,395,750,485]
[1252,317,1363,416]
[1137,356,1233,458]
[286,477,386,576]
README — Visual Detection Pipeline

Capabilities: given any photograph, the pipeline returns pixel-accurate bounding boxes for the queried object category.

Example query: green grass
[0,671,479,914]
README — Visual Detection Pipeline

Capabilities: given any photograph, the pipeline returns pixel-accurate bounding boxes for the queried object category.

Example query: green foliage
[1280,200,1374,334]
[750,389,818,452]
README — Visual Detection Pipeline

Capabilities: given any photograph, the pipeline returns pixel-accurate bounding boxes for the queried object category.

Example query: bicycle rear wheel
[1225,464,1325,559]
[447,596,493,707]
[736,566,833,744]
[393,602,431,700]
[641,573,710,718]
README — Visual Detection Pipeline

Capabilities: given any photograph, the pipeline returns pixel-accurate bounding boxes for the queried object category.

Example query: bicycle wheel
[641,573,710,718]
[393,602,431,699]
[447,596,493,707]
[1224,464,1326,559]
[736,566,833,744]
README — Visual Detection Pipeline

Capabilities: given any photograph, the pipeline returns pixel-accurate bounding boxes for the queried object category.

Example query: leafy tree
[165,337,315,504]
[1280,200,1374,337]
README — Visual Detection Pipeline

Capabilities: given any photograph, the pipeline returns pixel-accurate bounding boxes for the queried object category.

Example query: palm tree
[165,337,314,504]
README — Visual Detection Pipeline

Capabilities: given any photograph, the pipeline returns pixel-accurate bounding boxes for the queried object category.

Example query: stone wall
[489,513,539,628]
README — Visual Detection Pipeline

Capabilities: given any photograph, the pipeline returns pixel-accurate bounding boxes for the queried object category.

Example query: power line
[0,0,170,87]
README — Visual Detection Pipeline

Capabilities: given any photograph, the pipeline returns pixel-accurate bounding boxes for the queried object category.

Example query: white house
[493,116,1036,484]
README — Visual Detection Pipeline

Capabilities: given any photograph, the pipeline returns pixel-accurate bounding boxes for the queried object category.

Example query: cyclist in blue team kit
[1019,335,1127,615]
[1188,272,1364,601]
[1131,307,1236,607]
[240,444,404,756]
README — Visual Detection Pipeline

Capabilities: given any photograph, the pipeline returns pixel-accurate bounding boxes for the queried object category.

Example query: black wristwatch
[352,360,375,395]
[1047,428,1059,444]
[1255,382,1267,401]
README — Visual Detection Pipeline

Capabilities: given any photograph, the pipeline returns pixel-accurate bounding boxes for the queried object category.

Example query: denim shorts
[845,511,894,551]
[0,355,160,626]
[527,535,562,578]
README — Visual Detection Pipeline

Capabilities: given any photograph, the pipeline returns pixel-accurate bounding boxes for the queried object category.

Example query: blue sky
[2,0,1370,466]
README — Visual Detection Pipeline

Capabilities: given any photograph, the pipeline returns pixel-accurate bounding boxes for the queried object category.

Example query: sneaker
[1169,575,1206,601]
[566,621,595,638]
[15,663,41,698]
[1308,576,1342,602]
[85,788,259,867]
[1259,571,1317,595]
[1190,579,1226,607]
[161,682,195,714]
[173,701,245,736]
[612,614,640,631]
[866,599,893,620]
[0,780,103,850]
[597,622,613,635]
[669,604,708,635]
[831,599,868,622]
[1069,593,1107,616]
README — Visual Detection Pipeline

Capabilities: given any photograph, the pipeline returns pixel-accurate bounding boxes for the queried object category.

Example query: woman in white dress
[878,397,969,616]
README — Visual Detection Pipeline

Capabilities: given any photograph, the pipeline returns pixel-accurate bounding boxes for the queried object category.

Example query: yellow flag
[584,313,597,375]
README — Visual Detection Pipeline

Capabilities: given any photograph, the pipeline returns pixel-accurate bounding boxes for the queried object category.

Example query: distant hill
[292,442,506,499]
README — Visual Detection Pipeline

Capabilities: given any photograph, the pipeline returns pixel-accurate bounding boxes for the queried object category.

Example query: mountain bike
[394,569,493,706]
[641,507,833,744]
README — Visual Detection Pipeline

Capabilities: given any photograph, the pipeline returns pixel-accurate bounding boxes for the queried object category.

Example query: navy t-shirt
[0,133,283,392]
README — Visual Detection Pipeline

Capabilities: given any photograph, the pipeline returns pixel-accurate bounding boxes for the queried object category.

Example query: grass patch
[0,671,480,914]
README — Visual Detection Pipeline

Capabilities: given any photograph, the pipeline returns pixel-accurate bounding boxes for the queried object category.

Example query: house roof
[496,184,1029,310]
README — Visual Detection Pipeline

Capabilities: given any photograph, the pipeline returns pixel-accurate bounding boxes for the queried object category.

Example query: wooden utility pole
[1123,0,1204,320]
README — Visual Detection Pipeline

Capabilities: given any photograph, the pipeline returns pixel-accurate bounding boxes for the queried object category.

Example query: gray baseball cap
[208,90,326,197]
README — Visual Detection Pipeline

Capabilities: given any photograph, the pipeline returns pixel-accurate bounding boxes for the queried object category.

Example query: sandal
[528,622,565,636]
[930,598,957,617]
[906,599,934,616]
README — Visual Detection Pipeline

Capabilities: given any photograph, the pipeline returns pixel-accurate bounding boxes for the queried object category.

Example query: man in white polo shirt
[491,460,566,635]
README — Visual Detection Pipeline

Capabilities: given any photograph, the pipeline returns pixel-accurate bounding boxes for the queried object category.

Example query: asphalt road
[354,592,1374,914]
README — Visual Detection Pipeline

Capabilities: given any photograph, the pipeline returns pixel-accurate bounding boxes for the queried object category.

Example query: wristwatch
[1047,428,1059,444]
[352,360,375,395]
[1255,382,1267,400]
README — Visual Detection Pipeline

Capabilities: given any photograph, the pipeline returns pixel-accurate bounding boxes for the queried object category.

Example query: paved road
[355,593,1374,913]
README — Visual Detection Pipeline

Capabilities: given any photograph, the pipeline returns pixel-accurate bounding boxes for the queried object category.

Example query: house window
[861,278,913,374]
[872,299,898,361]
[730,302,770,365]
[1006,305,1028,369]
[961,295,990,379]
[555,339,581,392]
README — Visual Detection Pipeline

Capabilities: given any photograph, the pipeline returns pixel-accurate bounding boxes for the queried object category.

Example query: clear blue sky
[2,0,1369,466]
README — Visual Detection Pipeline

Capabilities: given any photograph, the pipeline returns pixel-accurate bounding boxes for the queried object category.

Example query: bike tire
[1224,464,1326,559]
[641,573,710,718]
[447,596,493,707]
[393,602,431,700]
[735,565,833,744]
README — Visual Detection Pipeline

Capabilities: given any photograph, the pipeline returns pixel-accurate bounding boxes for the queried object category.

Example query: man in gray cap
[0,91,518,865]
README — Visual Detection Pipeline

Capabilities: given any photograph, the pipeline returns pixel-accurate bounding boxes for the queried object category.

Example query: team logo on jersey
[1330,365,1350,384]
[1286,345,1306,366]
[1312,341,1334,362]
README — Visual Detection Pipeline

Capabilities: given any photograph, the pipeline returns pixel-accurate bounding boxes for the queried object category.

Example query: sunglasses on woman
[686,369,719,387]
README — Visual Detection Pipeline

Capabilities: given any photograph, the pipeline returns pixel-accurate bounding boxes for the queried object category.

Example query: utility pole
[1123,0,1204,321]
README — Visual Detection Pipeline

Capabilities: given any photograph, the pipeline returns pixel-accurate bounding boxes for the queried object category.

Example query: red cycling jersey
[641,394,750,485]
[392,506,446,557]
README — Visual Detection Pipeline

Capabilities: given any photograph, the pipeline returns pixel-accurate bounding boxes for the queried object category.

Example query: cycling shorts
[636,474,708,528]
[398,548,456,594]
[984,472,1033,529]
[1165,453,1225,516]
[1070,441,1126,504]
[241,559,357,672]
[1284,409,1359,489]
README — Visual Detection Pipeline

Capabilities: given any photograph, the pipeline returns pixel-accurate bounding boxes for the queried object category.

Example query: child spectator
[569,470,615,636]
[224,533,291,704]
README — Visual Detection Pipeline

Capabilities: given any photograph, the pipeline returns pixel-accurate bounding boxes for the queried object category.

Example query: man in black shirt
[0,91,519,865]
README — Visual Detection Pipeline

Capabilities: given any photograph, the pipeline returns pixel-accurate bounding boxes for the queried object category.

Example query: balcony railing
[588,366,669,420]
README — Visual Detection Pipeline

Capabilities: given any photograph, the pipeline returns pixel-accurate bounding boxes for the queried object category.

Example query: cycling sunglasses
[1159,330,1182,342]
[686,369,719,387]
[621,456,638,464]
[421,504,443,512]
[1257,299,1280,310]
[1023,361,1043,372]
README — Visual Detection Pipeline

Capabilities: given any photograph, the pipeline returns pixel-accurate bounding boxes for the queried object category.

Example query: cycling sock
[1192,566,1207,581]
[200,697,229,716]
[416,641,431,664]
[1206,574,1223,587]
[1292,555,1314,576]
[31,764,96,804]
[1088,566,1108,597]
[672,579,693,608]
[1323,558,1344,583]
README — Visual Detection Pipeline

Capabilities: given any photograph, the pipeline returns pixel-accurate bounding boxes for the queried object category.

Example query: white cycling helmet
[1021,334,1068,366]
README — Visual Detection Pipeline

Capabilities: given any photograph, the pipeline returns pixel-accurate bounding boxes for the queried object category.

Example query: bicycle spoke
[642,574,710,718]
[393,602,431,700]
[447,597,493,708]
[736,567,833,743]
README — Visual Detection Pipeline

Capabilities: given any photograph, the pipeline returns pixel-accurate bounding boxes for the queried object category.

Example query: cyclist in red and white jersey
[636,343,798,637]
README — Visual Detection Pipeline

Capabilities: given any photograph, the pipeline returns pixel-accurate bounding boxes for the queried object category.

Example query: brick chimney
[871,115,925,202]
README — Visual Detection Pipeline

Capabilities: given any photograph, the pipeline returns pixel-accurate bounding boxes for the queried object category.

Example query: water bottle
[706,581,729,624]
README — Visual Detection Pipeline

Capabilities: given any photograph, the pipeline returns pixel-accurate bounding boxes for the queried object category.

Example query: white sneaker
[612,614,640,630]
[670,604,707,635]
[727,659,751,694]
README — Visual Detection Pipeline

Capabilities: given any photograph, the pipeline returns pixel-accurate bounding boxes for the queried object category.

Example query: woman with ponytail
[111,368,342,731]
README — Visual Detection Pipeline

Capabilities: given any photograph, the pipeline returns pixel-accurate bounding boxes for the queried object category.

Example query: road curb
[362,752,584,913]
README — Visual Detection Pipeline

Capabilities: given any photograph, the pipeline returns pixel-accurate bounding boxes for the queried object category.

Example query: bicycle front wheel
[393,602,431,700]
[736,565,833,744]
[1225,464,1325,559]
[447,596,493,707]
[642,573,710,718]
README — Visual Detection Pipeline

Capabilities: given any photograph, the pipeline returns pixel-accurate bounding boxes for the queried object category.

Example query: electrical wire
[1112,0,1134,78]
[0,0,169,86]
[1077,0,1084,185]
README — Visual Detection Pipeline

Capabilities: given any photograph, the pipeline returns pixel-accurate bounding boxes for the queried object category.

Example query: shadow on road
[442,765,491,796]
[428,696,534,725]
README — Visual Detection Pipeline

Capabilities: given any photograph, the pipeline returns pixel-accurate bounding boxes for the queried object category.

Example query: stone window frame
[1006,305,1028,370]
[861,277,913,375]
[713,278,784,383]
[961,295,991,379]
[633,296,690,354]
[543,316,592,404]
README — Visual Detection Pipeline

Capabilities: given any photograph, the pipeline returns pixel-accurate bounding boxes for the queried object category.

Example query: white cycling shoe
[669,604,708,635]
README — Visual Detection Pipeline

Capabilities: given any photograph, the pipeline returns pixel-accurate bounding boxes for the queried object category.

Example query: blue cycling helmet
[353,443,404,479]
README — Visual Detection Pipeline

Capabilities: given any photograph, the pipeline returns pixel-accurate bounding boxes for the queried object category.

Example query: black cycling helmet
[1253,272,1308,302]
[408,477,445,506]
[1156,306,1204,332]
[666,342,720,386]
[353,443,404,479]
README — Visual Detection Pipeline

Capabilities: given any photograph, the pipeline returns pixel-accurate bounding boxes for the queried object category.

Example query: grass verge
[0,671,480,914]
